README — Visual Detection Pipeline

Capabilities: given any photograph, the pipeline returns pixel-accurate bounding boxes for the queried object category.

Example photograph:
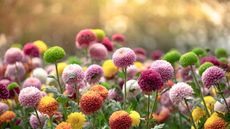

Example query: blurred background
[0,0,230,55]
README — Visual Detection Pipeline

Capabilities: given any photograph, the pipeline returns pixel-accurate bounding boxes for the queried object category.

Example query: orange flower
[37,96,58,117]
[0,111,16,123]
[152,107,170,123]
[90,85,108,100]
[80,91,103,114]
[204,113,227,129]
[109,110,132,129]
[56,122,72,129]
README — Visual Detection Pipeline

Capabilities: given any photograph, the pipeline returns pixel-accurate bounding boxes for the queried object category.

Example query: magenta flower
[88,43,108,60]
[200,56,220,66]
[23,43,40,57]
[138,69,163,94]
[150,60,174,82]
[201,66,225,88]
[112,33,125,43]
[23,77,42,90]
[29,112,46,129]
[85,64,103,84]
[102,37,113,52]
[75,29,96,48]
[151,50,163,60]
[62,64,85,84]
[169,82,193,105]
[18,87,42,107]
[133,48,146,62]
[0,84,10,99]
[112,47,136,68]
[4,48,23,64]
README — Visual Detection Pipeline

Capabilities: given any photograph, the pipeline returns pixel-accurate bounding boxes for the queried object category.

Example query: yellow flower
[203,96,216,111]
[192,107,205,122]
[134,62,145,71]
[129,111,140,127]
[57,62,68,75]
[102,60,118,78]
[67,112,86,129]
[33,40,48,54]
[204,113,227,129]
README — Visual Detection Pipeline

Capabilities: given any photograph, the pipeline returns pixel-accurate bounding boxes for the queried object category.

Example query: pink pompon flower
[201,66,225,88]
[4,48,23,64]
[88,43,108,60]
[102,37,113,52]
[138,69,163,94]
[31,57,42,68]
[200,56,220,66]
[62,64,85,84]
[112,47,136,68]
[133,48,146,62]
[169,82,193,105]
[112,33,125,43]
[0,102,9,114]
[85,64,103,84]
[75,29,96,48]
[151,50,163,60]
[18,87,42,107]
[151,60,174,82]
[5,62,26,81]
[23,77,42,90]
[29,112,46,129]
[23,43,40,57]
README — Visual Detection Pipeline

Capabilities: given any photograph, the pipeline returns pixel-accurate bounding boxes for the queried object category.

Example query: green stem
[151,91,158,115]
[217,84,230,113]
[74,83,80,105]
[34,108,43,129]
[146,94,150,129]
[190,65,210,117]
[123,68,127,109]
[55,63,63,93]
[184,99,197,129]
[226,76,230,88]
[49,117,53,129]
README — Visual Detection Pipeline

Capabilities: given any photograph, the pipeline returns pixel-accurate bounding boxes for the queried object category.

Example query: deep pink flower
[112,33,125,43]
[151,50,163,60]
[102,37,113,52]
[200,56,220,66]
[75,29,96,48]
[23,43,40,57]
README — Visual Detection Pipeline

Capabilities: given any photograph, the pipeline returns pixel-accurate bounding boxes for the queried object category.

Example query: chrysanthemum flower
[80,91,103,114]
[151,60,174,82]
[0,84,10,99]
[67,112,86,129]
[192,47,207,57]
[29,112,46,129]
[23,43,40,57]
[179,52,198,67]
[0,111,16,123]
[32,68,48,84]
[90,85,108,101]
[179,67,193,81]
[75,29,96,48]
[204,113,227,129]
[4,48,23,64]
[138,69,163,94]
[127,65,138,78]
[112,47,136,68]
[33,40,48,54]
[56,122,72,129]
[0,102,8,115]
[57,62,68,75]
[102,37,113,52]
[31,57,43,68]
[133,48,146,62]
[19,87,42,107]
[152,107,170,123]
[112,33,125,43]
[122,80,141,98]
[200,56,220,66]
[214,97,230,113]
[109,110,132,129]
[23,77,42,90]
[129,111,140,127]
[88,43,108,60]
[37,96,58,116]
[92,29,105,42]
[151,50,163,60]
[85,64,103,84]
[163,50,181,64]
[215,48,228,58]
[192,107,206,122]
[62,64,85,85]
[203,96,216,111]
[169,82,193,104]
[43,46,66,63]
[102,60,118,78]
[198,62,214,76]
[201,66,225,88]
[5,62,26,81]
[160,91,173,107]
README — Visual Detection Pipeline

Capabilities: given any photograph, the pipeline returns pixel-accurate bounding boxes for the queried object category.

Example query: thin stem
[123,68,127,109]
[50,116,53,129]
[190,65,210,117]
[55,63,63,93]
[146,94,151,129]
[14,63,21,86]
[151,91,158,115]
[74,83,80,105]
[226,76,230,88]
[184,99,197,129]
[173,66,178,83]
[34,108,42,129]
[217,84,230,113]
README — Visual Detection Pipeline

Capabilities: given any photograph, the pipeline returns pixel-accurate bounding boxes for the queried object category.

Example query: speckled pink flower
[18,87,42,107]
[151,60,174,82]
[23,43,40,57]
[4,48,23,64]
[169,82,193,104]
[62,64,85,84]
[138,69,163,94]
[5,62,26,81]
[75,29,96,48]
[112,47,136,68]
[29,112,46,129]
[0,102,9,114]
[85,64,103,84]
[201,66,225,88]
[88,43,108,60]
[23,77,42,90]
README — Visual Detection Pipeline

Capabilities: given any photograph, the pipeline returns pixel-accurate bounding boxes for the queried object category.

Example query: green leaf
[100,82,110,89]
[152,124,165,129]
[56,94,68,104]
[118,71,125,79]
